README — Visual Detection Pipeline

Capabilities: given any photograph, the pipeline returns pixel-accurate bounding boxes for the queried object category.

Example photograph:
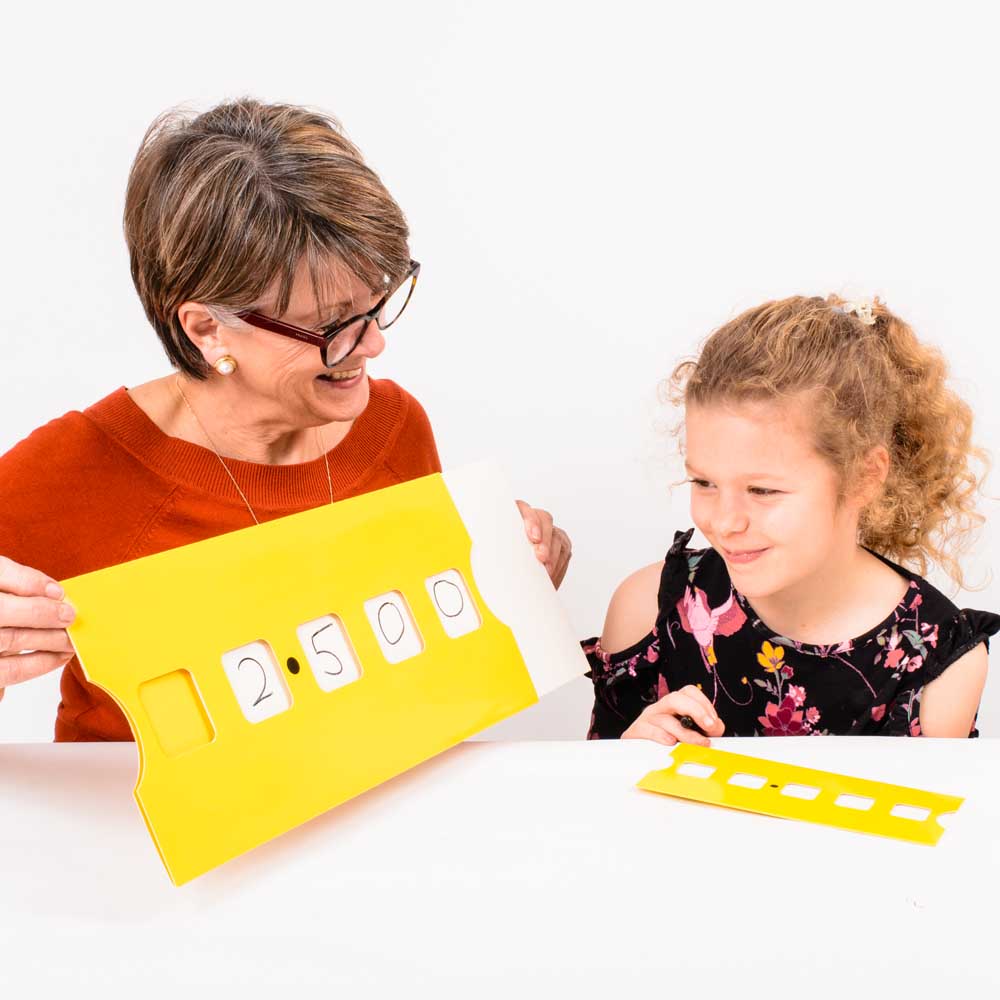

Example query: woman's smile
[316,363,365,390]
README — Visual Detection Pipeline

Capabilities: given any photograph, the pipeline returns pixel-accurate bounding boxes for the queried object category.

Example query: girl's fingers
[0,649,74,688]
[649,690,723,735]
[657,711,713,747]
[624,718,678,746]
[675,685,725,736]
[677,683,720,719]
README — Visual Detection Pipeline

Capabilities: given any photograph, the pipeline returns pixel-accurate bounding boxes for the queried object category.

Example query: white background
[2,0,997,740]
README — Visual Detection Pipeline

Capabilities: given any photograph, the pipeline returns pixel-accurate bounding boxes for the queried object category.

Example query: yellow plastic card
[63,462,587,885]
[638,744,963,845]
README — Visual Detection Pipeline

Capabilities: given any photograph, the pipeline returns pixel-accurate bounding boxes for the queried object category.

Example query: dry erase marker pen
[678,714,707,737]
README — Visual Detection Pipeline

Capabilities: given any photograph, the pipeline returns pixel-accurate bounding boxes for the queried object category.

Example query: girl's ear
[855,444,891,508]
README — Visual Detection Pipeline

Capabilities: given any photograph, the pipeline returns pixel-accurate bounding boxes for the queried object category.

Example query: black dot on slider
[770,784,778,788]
[286,657,301,675]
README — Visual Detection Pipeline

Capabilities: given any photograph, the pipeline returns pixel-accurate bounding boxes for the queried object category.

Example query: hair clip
[840,299,877,326]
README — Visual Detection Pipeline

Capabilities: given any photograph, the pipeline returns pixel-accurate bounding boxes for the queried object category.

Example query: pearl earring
[213,355,237,376]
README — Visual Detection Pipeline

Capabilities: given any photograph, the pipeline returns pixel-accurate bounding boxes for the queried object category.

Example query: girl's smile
[721,546,770,564]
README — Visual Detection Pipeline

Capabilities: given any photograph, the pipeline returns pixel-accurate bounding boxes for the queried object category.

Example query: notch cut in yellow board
[137,670,215,757]
[62,462,587,885]
[637,744,963,846]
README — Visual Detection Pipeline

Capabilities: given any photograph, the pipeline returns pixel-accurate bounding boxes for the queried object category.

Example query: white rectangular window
[363,591,424,663]
[425,569,481,639]
[221,640,292,723]
[296,615,362,693]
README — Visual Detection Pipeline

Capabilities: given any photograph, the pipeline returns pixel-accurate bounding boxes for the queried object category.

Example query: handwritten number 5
[311,624,344,676]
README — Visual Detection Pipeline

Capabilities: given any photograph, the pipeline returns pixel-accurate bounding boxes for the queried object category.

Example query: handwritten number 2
[238,656,273,707]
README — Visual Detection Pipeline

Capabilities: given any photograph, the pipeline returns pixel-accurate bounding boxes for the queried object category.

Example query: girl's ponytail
[858,301,988,588]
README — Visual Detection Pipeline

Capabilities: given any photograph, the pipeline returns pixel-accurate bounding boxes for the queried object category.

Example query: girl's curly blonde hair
[667,294,989,590]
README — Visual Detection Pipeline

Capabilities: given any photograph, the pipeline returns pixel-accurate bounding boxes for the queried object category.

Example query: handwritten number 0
[238,657,273,708]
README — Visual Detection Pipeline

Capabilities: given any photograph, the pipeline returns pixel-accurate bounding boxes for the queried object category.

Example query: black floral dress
[584,529,1000,739]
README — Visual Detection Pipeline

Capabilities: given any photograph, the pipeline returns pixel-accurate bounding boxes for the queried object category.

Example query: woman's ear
[177,302,231,364]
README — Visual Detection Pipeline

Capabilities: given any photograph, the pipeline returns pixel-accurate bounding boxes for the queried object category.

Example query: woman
[0,98,571,740]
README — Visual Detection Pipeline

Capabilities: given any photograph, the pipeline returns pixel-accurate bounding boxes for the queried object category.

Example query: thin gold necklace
[174,375,333,526]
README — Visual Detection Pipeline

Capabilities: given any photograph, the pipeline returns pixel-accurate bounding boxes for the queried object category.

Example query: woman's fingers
[0,592,75,630]
[0,558,76,699]
[548,527,573,589]
[0,628,74,656]
[515,501,558,576]
[515,500,543,544]
[0,649,74,688]
[0,555,64,599]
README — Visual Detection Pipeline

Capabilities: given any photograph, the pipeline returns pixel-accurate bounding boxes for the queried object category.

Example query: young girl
[584,294,999,743]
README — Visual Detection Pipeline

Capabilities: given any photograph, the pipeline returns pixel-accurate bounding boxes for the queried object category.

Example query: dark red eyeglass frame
[235,259,420,367]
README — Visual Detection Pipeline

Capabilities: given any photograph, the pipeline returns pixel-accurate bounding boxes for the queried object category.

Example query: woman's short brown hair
[124,97,410,378]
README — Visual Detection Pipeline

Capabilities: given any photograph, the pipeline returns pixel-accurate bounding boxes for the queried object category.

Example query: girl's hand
[516,500,572,589]
[621,685,726,746]
[0,556,76,704]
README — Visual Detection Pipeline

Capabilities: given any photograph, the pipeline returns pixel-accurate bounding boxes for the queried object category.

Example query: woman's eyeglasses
[236,260,420,368]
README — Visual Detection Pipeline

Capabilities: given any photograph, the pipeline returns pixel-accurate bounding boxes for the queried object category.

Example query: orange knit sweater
[0,379,441,741]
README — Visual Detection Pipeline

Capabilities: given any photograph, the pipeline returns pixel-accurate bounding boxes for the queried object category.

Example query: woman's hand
[621,685,726,746]
[0,556,76,704]
[515,501,572,589]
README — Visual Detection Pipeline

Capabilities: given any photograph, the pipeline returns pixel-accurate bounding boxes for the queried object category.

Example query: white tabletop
[1,737,997,996]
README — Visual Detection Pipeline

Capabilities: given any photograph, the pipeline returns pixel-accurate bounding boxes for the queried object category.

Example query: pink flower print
[910,717,922,737]
[677,586,747,667]
[645,645,659,663]
[656,675,669,700]
[759,695,806,735]
[909,593,923,611]
[780,663,795,679]
[885,647,906,670]
[870,704,886,722]
[788,685,807,707]
[806,706,821,725]
[906,654,923,673]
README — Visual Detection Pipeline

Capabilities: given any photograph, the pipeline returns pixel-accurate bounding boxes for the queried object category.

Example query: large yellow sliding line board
[638,744,963,846]
[63,462,588,885]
